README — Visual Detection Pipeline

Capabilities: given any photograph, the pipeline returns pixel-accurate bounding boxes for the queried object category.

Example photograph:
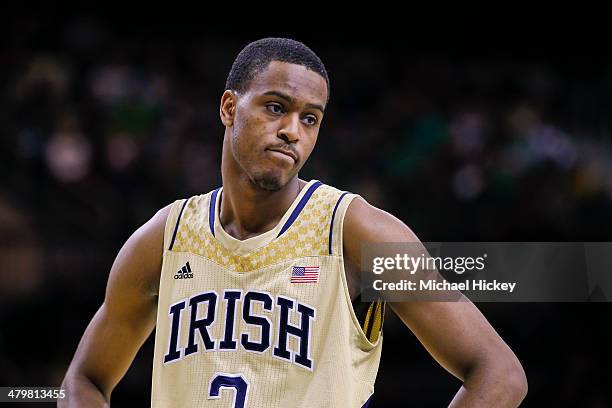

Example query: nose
[277,113,300,144]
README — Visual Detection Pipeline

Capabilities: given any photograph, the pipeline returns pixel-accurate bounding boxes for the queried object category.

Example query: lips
[266,147,298,162]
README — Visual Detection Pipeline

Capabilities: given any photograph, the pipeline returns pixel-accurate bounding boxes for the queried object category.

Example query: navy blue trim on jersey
[277,181,323,238]
[328,192,349,255]
[168,199,189,251]
[209,188,221,237]
[361,395,373,408]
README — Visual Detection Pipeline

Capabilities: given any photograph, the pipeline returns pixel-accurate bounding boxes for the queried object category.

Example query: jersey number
[208,373,249,408]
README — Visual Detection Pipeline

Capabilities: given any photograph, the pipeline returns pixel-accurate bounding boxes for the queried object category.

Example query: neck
[220,139,305,241]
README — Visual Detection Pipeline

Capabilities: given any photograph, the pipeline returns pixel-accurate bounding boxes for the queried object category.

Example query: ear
[220,90,237,127]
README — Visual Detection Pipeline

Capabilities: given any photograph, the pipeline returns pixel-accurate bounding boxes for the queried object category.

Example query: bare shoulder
[105,203,173,302]
[342,196,420,298]
[133,203,174,291]
[129,203,173,260]
[344,196,419,251]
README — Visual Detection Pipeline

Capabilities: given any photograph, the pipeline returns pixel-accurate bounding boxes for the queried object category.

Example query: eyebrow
[262,90,325,113]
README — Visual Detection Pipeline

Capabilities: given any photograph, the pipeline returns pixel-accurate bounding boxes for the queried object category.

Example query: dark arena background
[1,10,611,407]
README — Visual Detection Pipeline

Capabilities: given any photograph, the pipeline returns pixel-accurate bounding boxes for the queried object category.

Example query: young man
[60,38,527,407]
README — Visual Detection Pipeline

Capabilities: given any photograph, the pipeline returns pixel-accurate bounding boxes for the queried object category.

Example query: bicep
[69,205,170,396]
[343,198,513,381]
[390,299,512,381]
[73,300,156,397]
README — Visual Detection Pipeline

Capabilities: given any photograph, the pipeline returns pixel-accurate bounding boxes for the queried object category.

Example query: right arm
[59,204,172,407]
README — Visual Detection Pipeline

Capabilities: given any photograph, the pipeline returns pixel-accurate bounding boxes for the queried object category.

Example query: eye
[266,103,284,115]
[302,114,318,126]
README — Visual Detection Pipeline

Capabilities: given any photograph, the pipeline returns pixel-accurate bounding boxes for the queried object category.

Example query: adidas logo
[174,262,194,279]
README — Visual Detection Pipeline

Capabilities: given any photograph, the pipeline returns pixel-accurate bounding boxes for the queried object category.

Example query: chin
[250,171,286,192]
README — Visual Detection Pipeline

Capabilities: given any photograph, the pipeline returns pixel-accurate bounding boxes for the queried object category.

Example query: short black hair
[225,38,329,101]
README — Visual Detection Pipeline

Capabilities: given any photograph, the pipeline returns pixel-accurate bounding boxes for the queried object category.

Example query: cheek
[232,115,272,167]
[302,132,318,155]
[233,116,257,149]
[237,113,270,145]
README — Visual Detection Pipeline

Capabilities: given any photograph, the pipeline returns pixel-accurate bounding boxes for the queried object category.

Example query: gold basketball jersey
[151,180,384,408]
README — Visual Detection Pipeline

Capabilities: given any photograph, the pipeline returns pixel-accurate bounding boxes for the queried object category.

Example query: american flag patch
[291,266,320,283]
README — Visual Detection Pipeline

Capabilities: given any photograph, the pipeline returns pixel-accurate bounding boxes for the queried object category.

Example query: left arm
[343,197,528,407]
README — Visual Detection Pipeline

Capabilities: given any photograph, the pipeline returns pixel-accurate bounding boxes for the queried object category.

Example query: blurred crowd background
[1,12,611,407]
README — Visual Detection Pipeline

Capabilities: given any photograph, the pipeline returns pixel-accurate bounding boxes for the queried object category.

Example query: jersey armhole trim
[329,192,349,255]
[168,199,188,251]
[334,194,383,350]
[338,250,383,350]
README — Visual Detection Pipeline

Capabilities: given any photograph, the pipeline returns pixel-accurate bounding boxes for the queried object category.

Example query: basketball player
[60,38,527,407]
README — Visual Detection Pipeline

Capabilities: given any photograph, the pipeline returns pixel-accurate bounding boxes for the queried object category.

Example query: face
[221,61,328,191]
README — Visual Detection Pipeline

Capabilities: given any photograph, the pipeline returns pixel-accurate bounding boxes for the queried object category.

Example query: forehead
[246,61,328,107]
